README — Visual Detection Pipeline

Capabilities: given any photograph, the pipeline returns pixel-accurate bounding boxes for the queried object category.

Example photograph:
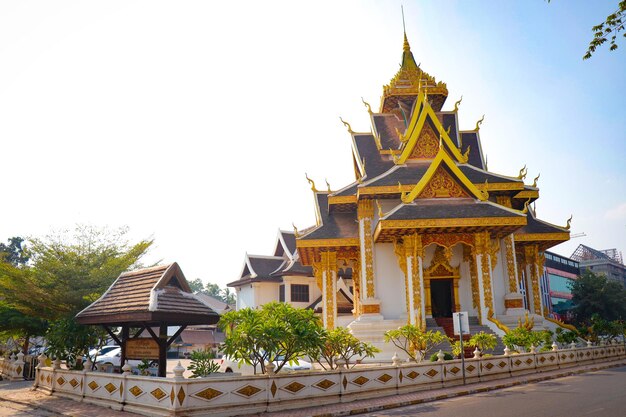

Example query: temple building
[230,32,573,357]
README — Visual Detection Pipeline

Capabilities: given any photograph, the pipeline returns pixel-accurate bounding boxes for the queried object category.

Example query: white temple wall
[282,276,321,309]
[256,282,280,306]
[373,242,407,320]
[236,285,255,310]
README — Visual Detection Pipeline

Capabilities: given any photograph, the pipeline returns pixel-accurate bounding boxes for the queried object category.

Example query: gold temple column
[523,245,543,316]
[474,231,495,322]
[358,199,379,314]
[351,259,361,317]
[463,245,481,320]
[320,251,338,329]
[394,234,424,328]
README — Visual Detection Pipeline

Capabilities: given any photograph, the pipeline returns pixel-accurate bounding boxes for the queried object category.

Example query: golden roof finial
[522,197,532,214]
[481,179,490,200]
[399,181,411,203]
[475,114,485,131]
[453,95,463,112]
[532,173,541,188]
[389,148,400,163]
[395,127,406,142]
[325,178,332,193]
[292,223,300,238]
[517,165,528,180]
[361,97,373,115]
[401,5,410,52]
[305,173,317,192]
[565,215,573,230]
[376,200,384,218]
[462,145,471,163]
[339,117,353,134]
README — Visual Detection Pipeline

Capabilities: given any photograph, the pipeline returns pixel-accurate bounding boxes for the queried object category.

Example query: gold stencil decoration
[104,382,117,394]
[406,371,419,380]
[282,381,306,393]
[525,358,533,365]
[466,364,476,372]
[177,387,185,406]
[236,385,262,398]
[342,376,348,390]
[425,369,438,378]
[498,361,507,368]
[129,386,143,397]
[314,379,335,390]
[377,373,393,383]
[271,381,277,397]
[352,376,369,386]
[16,366,22,375]
[170,387,175,406]
[150,388,168,401]
[484,362,494,370]
[410,123,439,159]
[69,378,79,388]
[88,381,99,391]
[449,366,461,375]
[46,375,51,384]
[56,376,66,386]
[194,387,223,401]
[399,370,404,382]
[418,166,469,199]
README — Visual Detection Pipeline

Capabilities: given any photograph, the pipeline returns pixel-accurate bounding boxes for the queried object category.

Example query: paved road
[355,366,626,417]
[0,400,59,416]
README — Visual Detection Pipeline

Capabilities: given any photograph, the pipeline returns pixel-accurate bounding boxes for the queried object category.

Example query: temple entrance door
[430,279,453,318]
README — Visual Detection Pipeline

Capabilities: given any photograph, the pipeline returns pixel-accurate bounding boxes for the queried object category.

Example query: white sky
[1,1,625,288]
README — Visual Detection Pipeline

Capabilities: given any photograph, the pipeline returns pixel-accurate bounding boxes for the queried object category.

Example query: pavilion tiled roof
[75,263,219,326]
[299,193,359,240]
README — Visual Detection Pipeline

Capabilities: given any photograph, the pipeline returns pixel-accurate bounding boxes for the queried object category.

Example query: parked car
[85,345,120,362]
[218,355,312,375]
[93,347,142,368]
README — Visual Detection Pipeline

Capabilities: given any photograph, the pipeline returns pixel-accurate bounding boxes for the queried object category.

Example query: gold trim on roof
[513,190,539,199]
[296,238,360,248]
[401,148,488,203]
[375,217,527,240]
[328,195,357,205]
[514,233,570,242]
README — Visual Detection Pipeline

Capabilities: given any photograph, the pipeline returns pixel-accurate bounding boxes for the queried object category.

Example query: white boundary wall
[29,343,626,417]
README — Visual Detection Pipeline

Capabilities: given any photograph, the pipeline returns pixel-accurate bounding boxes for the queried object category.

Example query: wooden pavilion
[76,263,219,377]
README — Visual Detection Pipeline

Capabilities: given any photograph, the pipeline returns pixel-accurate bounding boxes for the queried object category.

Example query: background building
[571,244,626,287]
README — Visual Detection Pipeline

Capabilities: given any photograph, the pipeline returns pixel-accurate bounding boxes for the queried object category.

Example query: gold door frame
[424,246,461,316]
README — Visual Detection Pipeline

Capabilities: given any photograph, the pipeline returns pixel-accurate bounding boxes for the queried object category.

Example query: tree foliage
[187,349,220,377]
[0,237,29,266]
[584,0,626,59]
[187,278,205,293]
[501,327,553,352]
[468,331,498,356]
[201,282,236,304]
[307,327,379,370]
[0,226,153,320]
[570,270,626,326]
[219,302,324,374]
[45,317,104,369]
[383,325,447,362]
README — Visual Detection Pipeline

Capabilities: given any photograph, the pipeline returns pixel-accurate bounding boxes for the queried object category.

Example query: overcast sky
[1,0,625,288]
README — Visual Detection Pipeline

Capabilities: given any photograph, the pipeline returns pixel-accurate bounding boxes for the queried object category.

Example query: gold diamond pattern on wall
[525,358,533,365]
[271,381,277,397]
[342,376,347,390]
[69,378,79,388]
[104,382,117,394]
[449,366,460,375]
[539,357,546,363]
[399,371,403,383]
[466,364,476,373]
[406,371,419,380]
[46,375,51,384]
[377,373,393,383]
[314,379,335,391]
[194,387,223,401]
[283,381,306,393]
[549,355,555,362]
[484,363,494,370]
[177,387,185,406]
[236,385,262,398]
[129,386,143,397]
[151,387,168,401]
[425,369,438,378]
[16,366,22,375]
[352,376,369,386]
[560,354,566,360]
[88,381,99,391]
[170,387,175,406]
[56,377,66,386]
[514,359,522,366]
[498,361,507,368]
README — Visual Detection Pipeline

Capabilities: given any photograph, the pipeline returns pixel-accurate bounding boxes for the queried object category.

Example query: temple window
[291,284,309,302]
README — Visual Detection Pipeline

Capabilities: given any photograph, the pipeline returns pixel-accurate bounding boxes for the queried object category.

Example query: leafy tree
[201,282,237,304]
[45,317,102,369]
[584,1,626,59]
[502,327,553,352]
[383,325,447,362]
[0,225,153,320]
[0,304,48,354]
[219,302,324,374]
[0,237,29,266]
[306,326,379,370]
[187,278,205,293]
[570,270,626,326]
[555,327,579,347]
[468,331,498,356]
[187,349,220,377]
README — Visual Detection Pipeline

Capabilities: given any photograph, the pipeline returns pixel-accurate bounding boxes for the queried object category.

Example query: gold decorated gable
[409,122,439,159]
[416,166,470,199]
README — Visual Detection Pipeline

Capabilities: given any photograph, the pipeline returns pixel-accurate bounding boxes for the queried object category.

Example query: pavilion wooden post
[159,323,168,378]
[120,325,129,371]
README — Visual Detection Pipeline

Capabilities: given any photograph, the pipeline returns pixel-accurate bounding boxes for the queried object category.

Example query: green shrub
[187,349,220,378]
[429,351,453,361]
